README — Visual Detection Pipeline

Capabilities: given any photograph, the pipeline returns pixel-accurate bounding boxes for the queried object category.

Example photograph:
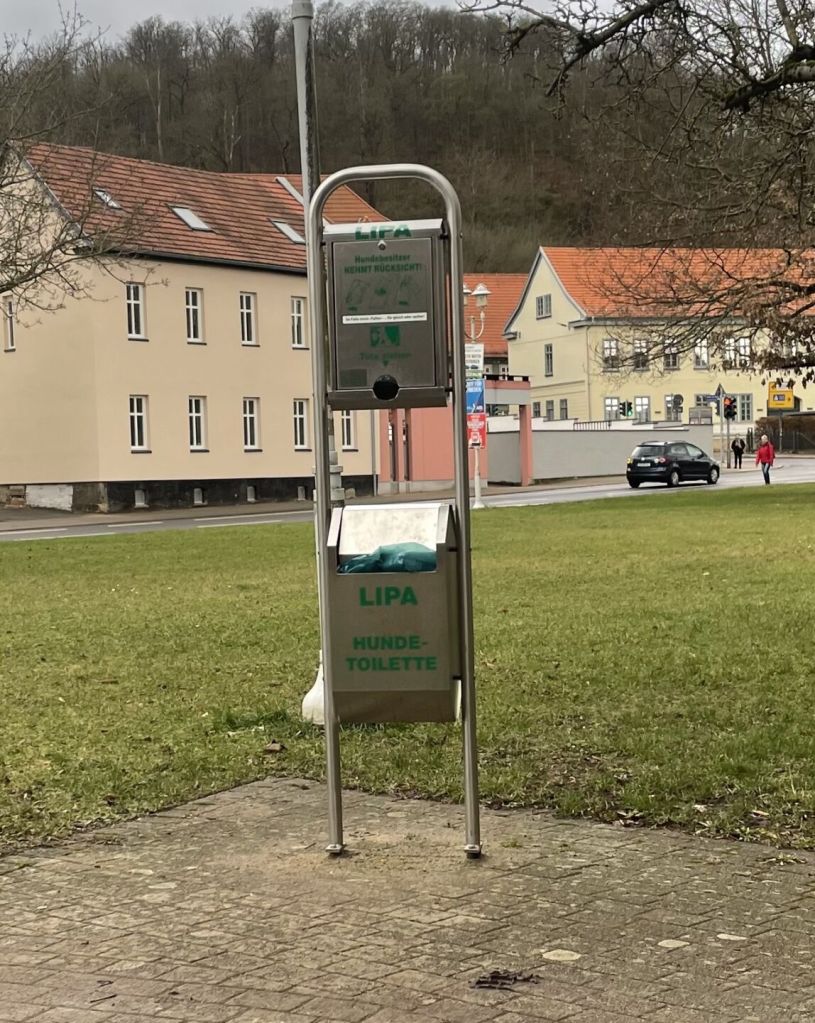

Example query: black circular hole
[373,375,400,401]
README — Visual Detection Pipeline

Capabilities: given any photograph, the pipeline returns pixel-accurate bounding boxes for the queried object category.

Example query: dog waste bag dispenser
[325,219,449,410]
[326,502,460,723]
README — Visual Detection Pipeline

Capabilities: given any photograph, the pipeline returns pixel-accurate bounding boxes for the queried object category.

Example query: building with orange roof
[0,144,382,511]
[504,246,808,436]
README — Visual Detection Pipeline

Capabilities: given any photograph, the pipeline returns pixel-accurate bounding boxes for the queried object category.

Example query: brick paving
[2,779,815,1022]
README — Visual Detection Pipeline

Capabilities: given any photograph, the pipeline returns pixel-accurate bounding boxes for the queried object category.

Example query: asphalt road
[2,458,814,543]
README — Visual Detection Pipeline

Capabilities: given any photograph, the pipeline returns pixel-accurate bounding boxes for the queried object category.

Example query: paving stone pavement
[2,778,815,1022]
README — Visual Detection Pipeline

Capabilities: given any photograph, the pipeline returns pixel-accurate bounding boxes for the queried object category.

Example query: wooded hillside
[5,1,684,271]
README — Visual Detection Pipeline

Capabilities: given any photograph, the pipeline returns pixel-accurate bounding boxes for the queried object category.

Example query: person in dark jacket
[731,436,746,468]
[755,434,775,484]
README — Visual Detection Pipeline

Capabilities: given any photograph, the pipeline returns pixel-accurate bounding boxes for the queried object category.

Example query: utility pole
[292,0,343,505]
[464,283,490,510]
[294,1,343,746]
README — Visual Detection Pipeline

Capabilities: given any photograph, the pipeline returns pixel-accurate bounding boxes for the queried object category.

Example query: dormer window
[93,187,121,209]
[170,206,212,231]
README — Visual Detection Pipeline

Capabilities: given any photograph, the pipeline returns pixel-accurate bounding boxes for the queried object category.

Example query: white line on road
[2,527,71,536]
[198,520,280,529]
[106,522,164,528]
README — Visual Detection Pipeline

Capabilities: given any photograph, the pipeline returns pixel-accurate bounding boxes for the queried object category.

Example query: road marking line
[0,527,69,536]
[199,520,280,529]
[106,522,164,528]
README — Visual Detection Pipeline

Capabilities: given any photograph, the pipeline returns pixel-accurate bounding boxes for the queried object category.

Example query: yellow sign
[768,384,795,409]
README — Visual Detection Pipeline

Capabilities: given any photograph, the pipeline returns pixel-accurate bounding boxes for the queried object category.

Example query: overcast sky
[5,0,291,42]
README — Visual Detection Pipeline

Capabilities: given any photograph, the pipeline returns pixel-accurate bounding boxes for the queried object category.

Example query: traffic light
[618,400,633,418]
[723,395,737,420]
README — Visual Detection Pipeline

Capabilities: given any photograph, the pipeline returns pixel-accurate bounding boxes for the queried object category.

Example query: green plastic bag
[338,542,436,574]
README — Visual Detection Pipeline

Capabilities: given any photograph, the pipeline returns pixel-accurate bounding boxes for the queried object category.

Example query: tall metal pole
[292,0,343,853]
[726,416,731,468]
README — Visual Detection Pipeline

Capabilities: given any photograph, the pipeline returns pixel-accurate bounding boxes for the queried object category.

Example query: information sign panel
[325,220,448,409]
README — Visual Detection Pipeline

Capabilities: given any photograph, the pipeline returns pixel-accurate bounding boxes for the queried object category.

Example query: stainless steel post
[726,417,731,468]
[306,164,481,858]
[293,0,343,854]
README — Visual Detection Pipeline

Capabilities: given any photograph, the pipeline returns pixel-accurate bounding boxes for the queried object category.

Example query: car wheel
[667,469,680,488]
[628,480,640,489]
[707,467,719,485]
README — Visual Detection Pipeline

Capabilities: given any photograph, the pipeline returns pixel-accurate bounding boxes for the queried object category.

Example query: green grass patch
[2,485,815,851]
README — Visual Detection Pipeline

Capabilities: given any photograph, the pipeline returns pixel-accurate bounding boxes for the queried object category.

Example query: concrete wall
[488,423,716,484]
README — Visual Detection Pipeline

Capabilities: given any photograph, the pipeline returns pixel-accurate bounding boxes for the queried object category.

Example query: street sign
[465,342,484,378]
[768,384,794,409]
[715,383,725,398]
[466,376,486,448]
[467,413,486,448]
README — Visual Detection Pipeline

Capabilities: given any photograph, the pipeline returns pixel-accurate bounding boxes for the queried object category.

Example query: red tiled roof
[541,246,802,318]
[463,273,526,358]
[24,144,381,272]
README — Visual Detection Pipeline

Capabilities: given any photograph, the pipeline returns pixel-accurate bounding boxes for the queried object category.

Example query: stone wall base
[0,476,375,513]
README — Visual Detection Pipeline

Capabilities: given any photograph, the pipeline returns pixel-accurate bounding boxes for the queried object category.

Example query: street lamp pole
[463,283,490,511]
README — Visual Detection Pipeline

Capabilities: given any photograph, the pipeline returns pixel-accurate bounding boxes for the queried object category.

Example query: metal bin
[326,502,460,723]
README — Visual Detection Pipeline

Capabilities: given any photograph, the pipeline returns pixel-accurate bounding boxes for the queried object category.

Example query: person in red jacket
[755,433,775,484]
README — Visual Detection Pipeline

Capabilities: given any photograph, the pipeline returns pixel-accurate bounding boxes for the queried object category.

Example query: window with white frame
[634,396,650,422]
[239,292,257,345]
[243,397,260,450]
[602,337,620,370]
[3,298,15,351]
[129,395,149,451]
[723,337,737,365]
[293,399,309,449]
[694,393,708,407]
[604,396,619,420]
[693,340,709,368]
[126,283,145,338]
[559,398,569,419]
[545,399,555,421]
[291,297,306,348]
[188,396,207,450]
[633,339,648,369]
[544,343,554,377]
[738,393,754,421]
[341,409,356,450]
[532,401,541,417]
[664,394,682,421]
[185,288,203,343]
[663,342,679,370]
[535,294,552,319]
[737,337,751,367]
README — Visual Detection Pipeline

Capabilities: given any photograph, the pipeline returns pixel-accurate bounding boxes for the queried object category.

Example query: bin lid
[337,502,450,557]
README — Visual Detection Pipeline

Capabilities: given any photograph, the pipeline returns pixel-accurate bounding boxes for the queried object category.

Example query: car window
[670,444,689,457]
[632,445,665,457]
[686,445,704,458]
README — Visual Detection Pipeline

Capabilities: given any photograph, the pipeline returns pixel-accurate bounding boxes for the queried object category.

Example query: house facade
[0,145,380,511]
[505,247,808,432]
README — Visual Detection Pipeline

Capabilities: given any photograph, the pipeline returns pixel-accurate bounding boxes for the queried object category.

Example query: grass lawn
[2,484,815,853]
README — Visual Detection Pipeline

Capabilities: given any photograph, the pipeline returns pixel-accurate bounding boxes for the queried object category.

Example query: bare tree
[461,0,815,379]
[1,14,142,311]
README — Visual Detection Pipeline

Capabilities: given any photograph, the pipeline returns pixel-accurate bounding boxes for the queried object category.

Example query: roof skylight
[272,220,306,244]
[93,187,121,210]
[170,206,212,231]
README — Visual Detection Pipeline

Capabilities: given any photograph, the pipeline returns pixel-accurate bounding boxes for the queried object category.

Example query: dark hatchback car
[626,441,720,488]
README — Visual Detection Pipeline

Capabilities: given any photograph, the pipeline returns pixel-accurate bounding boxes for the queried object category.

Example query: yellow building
[0,144,380,511]
[504,247,807,435]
